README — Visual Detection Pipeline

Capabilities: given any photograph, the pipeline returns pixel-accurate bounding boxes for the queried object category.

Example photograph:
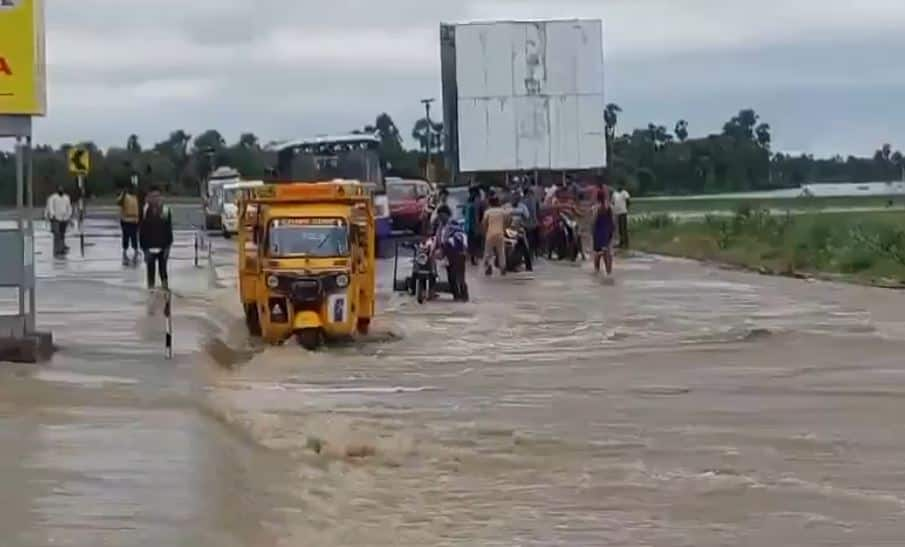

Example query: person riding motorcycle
[503,193,533,272]
[425,187,449,236]
[546,197,584,261]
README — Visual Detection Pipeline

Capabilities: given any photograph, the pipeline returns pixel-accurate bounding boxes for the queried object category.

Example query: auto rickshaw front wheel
[245,305,262,336]
[357,318,370,335]
[296,328,322,350]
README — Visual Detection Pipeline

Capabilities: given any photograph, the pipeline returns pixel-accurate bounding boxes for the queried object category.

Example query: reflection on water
[5,225,905,545]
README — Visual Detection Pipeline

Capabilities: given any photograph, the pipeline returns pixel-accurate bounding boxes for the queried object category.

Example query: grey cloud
[35,0,905,157]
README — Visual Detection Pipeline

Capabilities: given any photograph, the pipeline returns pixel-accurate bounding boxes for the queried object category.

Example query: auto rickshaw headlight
[416,253,429,266]
[335,274,350,288]
[266,274,280,289]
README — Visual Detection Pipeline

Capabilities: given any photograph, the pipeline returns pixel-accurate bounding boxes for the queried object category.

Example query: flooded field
[3,213,905,545]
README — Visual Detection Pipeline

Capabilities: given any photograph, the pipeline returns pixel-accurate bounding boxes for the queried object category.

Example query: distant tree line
[0,114,441,205]
[604,105,905,195]
[1,108,902,204]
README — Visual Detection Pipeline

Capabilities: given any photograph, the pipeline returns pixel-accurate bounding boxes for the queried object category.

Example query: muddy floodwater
[3,213,905,546]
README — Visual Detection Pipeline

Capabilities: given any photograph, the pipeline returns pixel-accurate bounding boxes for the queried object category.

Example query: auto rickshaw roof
[245,181,370,204]
[261,203,358,219]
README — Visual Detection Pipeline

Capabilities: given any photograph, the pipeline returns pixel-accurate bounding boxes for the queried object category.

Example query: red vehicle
[387,178,432,232]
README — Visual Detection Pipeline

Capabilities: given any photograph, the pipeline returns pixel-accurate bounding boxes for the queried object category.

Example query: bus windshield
[274,136,383,193]
[268,218,350,258]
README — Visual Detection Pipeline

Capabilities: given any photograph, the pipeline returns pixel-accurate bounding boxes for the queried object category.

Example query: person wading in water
[138,186,174,290]
[592,187,615,277]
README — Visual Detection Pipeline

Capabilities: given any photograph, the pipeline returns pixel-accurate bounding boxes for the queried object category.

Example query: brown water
[4,221,905,545]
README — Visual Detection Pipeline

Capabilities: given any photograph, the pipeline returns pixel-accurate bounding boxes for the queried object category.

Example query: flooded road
[3,215,905,545]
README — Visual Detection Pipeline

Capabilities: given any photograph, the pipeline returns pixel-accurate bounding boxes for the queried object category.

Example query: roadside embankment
[632,207,905,288]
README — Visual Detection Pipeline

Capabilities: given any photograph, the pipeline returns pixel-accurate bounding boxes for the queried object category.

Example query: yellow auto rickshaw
[237,181,376,349]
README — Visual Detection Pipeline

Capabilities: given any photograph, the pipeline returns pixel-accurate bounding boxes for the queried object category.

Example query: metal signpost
[0,0,52,362]
[420,98,435,182]
[67,147,90,255]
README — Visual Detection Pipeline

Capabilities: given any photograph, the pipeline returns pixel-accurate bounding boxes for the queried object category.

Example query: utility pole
[421,98,435,182]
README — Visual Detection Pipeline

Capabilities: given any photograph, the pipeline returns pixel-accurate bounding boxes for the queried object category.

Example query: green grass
[632,195,904,214]
[632,209,905,286]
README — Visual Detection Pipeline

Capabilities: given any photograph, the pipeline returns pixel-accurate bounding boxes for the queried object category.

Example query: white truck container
[202,166,241,230]
[440,19,607,178]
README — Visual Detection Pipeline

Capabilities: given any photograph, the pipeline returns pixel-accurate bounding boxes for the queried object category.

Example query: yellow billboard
[0,0,46,116]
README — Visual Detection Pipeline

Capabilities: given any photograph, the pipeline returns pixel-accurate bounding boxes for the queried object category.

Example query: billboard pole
[0,0,53,361]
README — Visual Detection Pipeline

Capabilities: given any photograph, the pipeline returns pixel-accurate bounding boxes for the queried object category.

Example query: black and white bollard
[164,290,173,360]
[78,175,86,257]
[193,232,199,268]
[78,214,85,257]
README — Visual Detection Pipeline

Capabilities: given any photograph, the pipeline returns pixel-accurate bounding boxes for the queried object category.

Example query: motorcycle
[503,224,533,272]
[548,211,582,261]
[409,237,438,304]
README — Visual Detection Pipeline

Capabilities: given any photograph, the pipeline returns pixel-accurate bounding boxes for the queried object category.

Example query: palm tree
[604,103,622,168]
[674,120,689,143]
[412,118,444,154]
[126,134,141,154]
[755,123,772,149]
[893,151,905,182]
[646,124,670,150]
[656,125,671,148]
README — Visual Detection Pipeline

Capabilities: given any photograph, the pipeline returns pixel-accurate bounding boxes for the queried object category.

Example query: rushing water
[3,215,905,546]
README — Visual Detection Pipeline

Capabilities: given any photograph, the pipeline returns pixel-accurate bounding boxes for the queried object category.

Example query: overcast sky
[33,0,905,156]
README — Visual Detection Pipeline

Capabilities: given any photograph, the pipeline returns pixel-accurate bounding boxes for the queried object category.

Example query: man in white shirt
[45,186,73,257]
[544,183,559,205]
[611,186,631,249]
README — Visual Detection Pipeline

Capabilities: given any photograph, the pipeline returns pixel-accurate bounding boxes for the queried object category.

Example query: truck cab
[203,166,241,230]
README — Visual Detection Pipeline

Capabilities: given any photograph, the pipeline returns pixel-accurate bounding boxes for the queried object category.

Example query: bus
[267,134,392,251]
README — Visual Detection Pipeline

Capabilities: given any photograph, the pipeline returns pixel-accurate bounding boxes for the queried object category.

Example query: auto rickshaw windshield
[268,218,350,258]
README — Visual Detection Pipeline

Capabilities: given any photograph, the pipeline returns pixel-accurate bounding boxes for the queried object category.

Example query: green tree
[723,109,759,141]
[193,130,226,154]
[363,113,419,177]
[153,130,192,190]
[238,132,259,149]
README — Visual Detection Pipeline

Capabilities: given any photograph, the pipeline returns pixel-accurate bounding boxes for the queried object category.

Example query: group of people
[452,180,631,278]
[44,184,174,290]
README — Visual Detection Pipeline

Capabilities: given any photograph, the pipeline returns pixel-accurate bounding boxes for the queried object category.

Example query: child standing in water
[592,187,615,276]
